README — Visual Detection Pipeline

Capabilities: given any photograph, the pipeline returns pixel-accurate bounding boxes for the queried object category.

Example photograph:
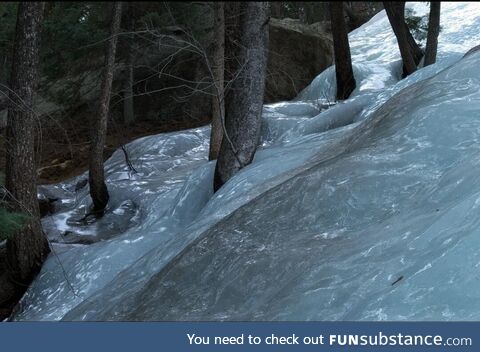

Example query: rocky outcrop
[344,2,383,30]
[270,2,383,32]
[266,18,333,103]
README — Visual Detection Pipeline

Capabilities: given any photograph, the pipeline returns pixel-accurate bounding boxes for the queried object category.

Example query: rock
[74,178,88,192]
[38,195,58,218]
[265,18,334,102]
[344,2,383,30]
[37,160,73,180]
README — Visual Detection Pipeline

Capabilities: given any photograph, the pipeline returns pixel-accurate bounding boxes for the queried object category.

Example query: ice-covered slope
[13,2,480,321]
[298,2,480,101]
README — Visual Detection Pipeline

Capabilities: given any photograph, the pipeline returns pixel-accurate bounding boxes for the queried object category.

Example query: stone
[266,18,334,102]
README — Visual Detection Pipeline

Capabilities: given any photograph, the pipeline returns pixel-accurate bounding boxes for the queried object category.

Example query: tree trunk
[208,2,225,161]
[123,51,134,124]
[404,21,424,65]
[213,2,269,192]
[1,1,49,308]
[424,1,441,66]
[123,2,135,125]
[224,2,242,90]
[88,2,122,213]
[330,2,356,100]
[384,1,418,77]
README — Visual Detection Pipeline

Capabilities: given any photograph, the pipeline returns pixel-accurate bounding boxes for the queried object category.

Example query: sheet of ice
[65,51,480,321]
[297,2,480,103]
[16,128,214,320]
[13,2,480,321]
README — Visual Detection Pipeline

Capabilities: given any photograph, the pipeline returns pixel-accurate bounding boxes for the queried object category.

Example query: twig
[121,145,138,174]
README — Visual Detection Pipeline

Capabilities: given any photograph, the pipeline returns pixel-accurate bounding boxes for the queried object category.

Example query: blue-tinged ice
[13,2,480,321]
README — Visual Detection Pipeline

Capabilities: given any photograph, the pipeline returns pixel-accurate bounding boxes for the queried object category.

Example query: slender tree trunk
[208,2,225,161]
[224,2,241,78]
[213,2,269,192]
[89,2,122,213]
[384,1,418,77]
[404,22,424,65]
[424,1,441,66]
[1,1,49,308]
[330,2,356,100]
[123,2,135,125]
[123,50,134,124]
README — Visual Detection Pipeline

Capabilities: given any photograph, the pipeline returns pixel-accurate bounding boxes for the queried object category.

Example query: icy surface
[13,2,480,321]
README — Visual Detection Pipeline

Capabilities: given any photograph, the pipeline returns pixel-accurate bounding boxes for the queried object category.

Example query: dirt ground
[0,111,210,185]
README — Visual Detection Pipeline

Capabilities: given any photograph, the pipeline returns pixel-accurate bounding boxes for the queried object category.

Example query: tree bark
[208,2,225,161]
[1,1,49,308]
[123,50,134,124]
[330,2,356,100]
[213,2,269,192]
[404,21,424,66]
[88,2,122,213]
[123,2,135,125]
[384,1,418,77]
[424,1,441,66]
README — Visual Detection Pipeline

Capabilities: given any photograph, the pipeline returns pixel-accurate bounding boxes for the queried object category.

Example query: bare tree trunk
[1,1,49,308]
[123,2,135,125]
[330,2,356,100]
[213,2,269,192]
[384,1,418,77]
[123,51,134,124]
[224,2,241,79]
[208,2,225,161]
[88,2,122,213]
[424,1,441,66]
[404,21,424,65]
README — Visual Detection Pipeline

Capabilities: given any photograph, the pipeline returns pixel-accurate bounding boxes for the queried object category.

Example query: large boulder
[344,2,383,30]
[266,18,333,103]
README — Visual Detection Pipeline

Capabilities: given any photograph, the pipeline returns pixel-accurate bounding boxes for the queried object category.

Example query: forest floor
[0,112,210,185]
